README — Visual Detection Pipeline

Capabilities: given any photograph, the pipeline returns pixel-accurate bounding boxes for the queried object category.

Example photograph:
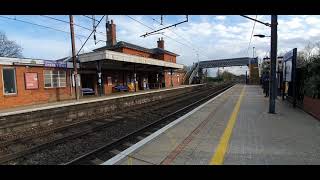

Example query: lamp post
[243,15,277,114]
[269,15,278,114]
[254,22,278,114]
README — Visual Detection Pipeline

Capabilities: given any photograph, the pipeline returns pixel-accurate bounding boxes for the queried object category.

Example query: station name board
[44,60,67,68]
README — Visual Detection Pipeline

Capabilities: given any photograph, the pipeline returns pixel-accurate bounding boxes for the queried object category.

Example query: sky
[0,15,319,76]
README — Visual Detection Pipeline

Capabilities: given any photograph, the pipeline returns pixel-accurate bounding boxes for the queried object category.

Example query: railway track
[65,83,233,165]
[0,86,206,164]
[0,83,232,165]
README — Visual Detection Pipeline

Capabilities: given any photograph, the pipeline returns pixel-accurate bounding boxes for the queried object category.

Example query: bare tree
[314,41,320,56]
[303,41,315,62]
[0,31,23,58]
[297,51,307,67]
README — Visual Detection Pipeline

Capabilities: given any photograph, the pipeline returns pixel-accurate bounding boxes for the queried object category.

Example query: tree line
[297,42,320,99]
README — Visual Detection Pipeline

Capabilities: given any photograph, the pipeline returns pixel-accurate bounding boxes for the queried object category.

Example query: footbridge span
[184,57,259,84]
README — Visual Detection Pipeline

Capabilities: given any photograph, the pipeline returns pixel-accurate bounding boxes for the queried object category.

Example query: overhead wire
[0,15,107,55]
[2,15,213,60]
[0,15,106,44]
[126,15,210,59]
[83,15,99,23]
[0,15,79,36]
[76,15,106,56]
[40,15,106,36]
[150,16,211,59]
[246,15,258,57]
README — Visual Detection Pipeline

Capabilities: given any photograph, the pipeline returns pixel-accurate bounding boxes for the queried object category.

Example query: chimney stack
[106,20,116,46]
[157,37,164,49]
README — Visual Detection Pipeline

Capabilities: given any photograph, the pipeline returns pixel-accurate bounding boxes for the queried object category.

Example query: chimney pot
[107,19,116,46]
[157,37,164,49]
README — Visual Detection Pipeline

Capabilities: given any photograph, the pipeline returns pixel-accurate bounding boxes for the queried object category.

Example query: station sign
[283,49,295,82]
[44,60,67,68]
[281,48,297,107]
[283,60,292,82]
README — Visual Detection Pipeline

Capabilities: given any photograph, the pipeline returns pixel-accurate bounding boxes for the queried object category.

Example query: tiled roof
[150,48,179,56]
[93,41,179,56]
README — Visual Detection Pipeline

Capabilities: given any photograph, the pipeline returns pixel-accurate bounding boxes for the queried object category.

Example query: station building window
[2,67,17,95]
[44,70,66,88]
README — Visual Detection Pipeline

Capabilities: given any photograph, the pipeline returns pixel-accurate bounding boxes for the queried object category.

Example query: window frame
[2,67,17,95]
[58,70,66,87]
[43,69,67,89]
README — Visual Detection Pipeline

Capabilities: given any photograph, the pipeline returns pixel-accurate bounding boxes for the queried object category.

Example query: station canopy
[78,50,184,72]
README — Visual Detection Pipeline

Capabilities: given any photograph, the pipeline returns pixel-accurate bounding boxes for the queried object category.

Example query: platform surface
[106,84,320,165]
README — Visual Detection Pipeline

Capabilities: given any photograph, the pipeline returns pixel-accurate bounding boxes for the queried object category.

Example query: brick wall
[118,47,177,62]
[0,65,73,110]
[121,48,153,58]
[303,96,320,120]
[164,71,185,88]
[162,53,176,63]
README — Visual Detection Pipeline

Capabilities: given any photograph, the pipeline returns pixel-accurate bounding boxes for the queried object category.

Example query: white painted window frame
[44,69,67,88]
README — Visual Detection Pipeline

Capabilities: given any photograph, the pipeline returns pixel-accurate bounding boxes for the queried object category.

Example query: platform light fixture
[254,34,271,38]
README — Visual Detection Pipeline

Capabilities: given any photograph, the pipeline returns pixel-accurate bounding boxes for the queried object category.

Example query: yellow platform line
[209,85,246,165]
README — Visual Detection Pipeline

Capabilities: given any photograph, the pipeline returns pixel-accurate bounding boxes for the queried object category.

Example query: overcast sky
[0,15,319,76]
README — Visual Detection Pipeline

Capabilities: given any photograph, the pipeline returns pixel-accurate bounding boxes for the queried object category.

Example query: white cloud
[284,17,304,29]
[215,16,226,21]
[305,16,320,25]
[2,15,320,77]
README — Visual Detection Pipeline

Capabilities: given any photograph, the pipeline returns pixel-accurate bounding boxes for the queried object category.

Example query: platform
[104,84,320,165]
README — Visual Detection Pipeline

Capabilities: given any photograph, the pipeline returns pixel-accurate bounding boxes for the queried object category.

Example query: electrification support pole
[134,64,136,92]
[105,15,109,46]
[282,64,286,101]
[69,15,79,100]
[269,15,277,114]
[156,73,159,89]
[292,48,297,108]
[96,60,103,96]
[170,68,173,87]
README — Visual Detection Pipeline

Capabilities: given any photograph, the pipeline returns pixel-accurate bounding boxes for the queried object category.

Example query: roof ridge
[93,40,179,56]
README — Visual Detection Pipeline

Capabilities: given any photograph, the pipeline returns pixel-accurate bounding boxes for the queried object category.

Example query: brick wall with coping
[303,96,320,120]
[0,84,205,135]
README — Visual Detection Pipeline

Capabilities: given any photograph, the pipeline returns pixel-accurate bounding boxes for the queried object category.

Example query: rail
[63,83,233,165]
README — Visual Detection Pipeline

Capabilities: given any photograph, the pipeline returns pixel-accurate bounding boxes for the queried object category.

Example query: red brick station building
[0,20,185,110]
